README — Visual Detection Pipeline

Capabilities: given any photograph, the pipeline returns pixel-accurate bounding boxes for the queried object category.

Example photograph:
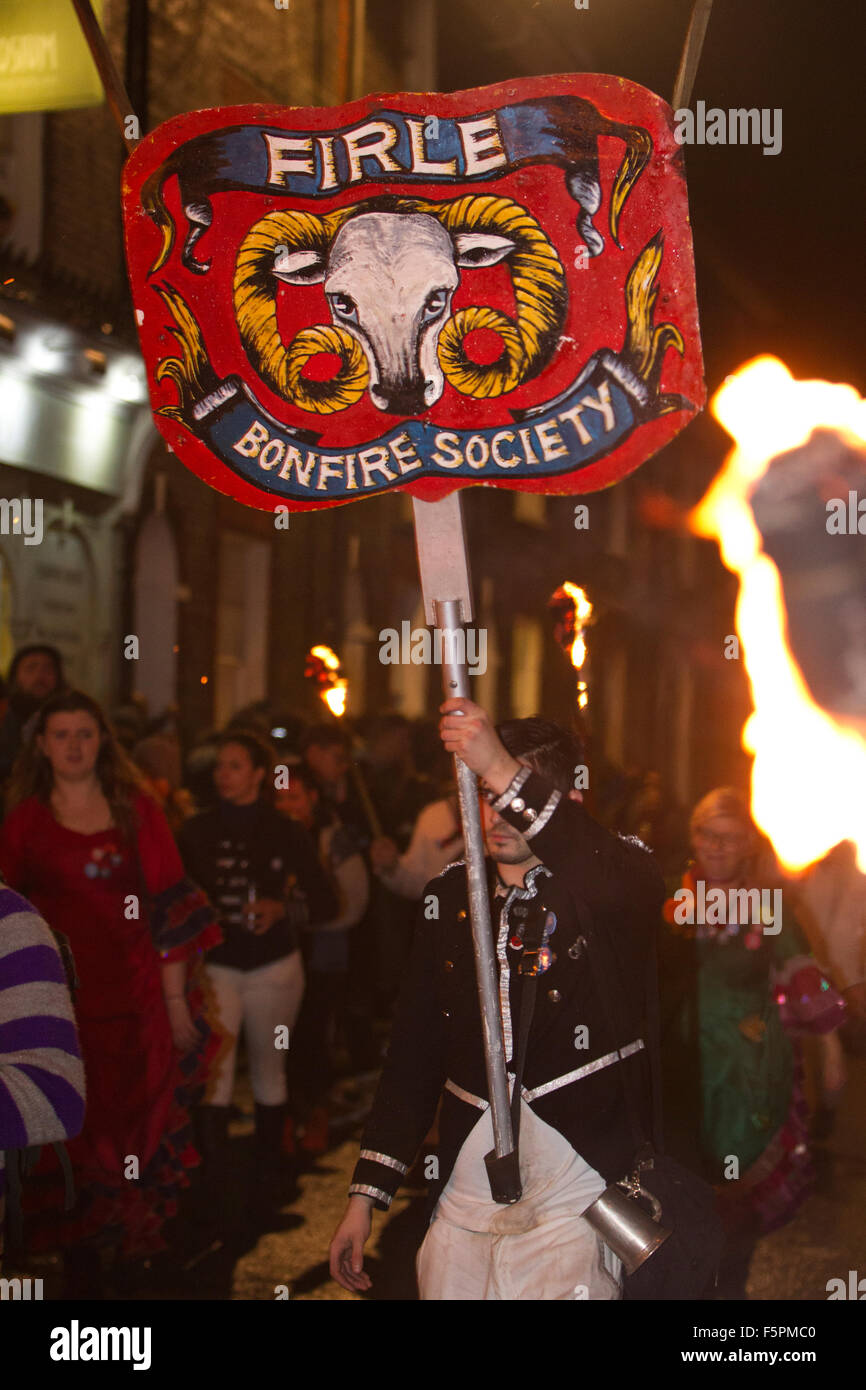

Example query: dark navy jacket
[178,800,338,971]
[350,769,665,1211]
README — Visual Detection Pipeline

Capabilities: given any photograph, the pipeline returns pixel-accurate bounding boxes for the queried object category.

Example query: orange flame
[691,356,866,871]
[308,644,348,718]
[561,582,593,671]
[310,643,340,672]
[323,683,347,717]
[553,582,592,710]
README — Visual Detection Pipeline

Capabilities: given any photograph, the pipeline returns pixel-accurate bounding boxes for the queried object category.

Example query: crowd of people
[0,641,864,1299]
[0,645,466,1295]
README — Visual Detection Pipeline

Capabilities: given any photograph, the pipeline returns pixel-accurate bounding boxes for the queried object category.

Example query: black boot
[249,1102,288,1219]
[188,1104,231,1227]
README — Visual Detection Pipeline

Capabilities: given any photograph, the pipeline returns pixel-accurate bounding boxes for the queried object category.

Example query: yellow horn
[233,209,367,414]
[412,194,567,400]
[608,126,652,246]
[622,231,685,387]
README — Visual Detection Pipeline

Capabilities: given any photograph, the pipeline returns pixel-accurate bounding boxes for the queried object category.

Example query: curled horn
[141,167,177,276]
[621,230,685,393]
[607,123,653,246]
[233,207,368,414]
[412,194,568,400]
[233,193,566,410]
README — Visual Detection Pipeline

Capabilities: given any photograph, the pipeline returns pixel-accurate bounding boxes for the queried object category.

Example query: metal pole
[71,0,140,153]
[434,597,514,1160]
[412,495,515,1169]
[672,0,714,111]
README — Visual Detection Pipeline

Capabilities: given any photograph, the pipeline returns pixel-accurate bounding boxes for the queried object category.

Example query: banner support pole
[412,494,517,1190]
[71,0,140,153]
[672,0,714,110]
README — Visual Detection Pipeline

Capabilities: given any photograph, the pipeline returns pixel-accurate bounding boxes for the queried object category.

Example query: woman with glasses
[659,787,846,1297]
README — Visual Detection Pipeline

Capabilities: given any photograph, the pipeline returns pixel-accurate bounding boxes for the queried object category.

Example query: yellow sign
[0,0,105,115]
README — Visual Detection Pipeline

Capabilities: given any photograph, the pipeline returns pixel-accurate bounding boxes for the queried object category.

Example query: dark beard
[486,832,534,864]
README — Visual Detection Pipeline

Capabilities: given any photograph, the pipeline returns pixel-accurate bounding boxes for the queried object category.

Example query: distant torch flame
[550,582,593,710]
[562,583,593,670]
[691,356,866,871]
[323,685,347,717]
[306,644,348,718]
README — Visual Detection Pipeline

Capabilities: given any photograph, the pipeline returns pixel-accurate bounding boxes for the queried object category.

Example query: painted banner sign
[122,75,704,512]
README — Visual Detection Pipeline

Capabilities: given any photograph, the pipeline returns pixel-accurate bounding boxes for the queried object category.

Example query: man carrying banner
[329,696,664,1300]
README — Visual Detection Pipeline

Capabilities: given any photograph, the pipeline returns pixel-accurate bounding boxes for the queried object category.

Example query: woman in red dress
[0,691,220,1294]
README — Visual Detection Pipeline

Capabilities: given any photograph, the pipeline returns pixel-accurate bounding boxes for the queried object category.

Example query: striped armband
[494,769,563,840]
[349,1148,410,1209]
[521,789,561,840]
[359,1149,409,1175]
[349,1183,393,1209]
[487,765,531,811]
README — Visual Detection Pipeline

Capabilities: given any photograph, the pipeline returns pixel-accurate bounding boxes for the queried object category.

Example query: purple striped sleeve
[0,1078,30,1148]
[12,1063,86,1137]
[0,895,86,1187]
[0,888,42,920]
[0,1015,80,1054]
[2,943,67,988]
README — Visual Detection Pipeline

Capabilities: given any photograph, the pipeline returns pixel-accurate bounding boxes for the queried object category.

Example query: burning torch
[304,643,382,837]
[549,581,594,711]
[691,356,866,871]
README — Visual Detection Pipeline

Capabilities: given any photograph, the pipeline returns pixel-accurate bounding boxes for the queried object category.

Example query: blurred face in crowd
[214,742,265,806]
[38,711,101,782]
[368,724,410,770]
[305,741,350,788]
[274,778,318,826]
[692,814,753,882]
[15,652,59,700]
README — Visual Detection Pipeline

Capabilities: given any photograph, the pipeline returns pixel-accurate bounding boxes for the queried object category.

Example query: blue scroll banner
[143,96,649,271]
[189,350,654,503]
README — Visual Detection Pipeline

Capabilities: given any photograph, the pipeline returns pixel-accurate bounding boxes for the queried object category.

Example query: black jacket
[178,800,338,971]
[349,770,665,1210]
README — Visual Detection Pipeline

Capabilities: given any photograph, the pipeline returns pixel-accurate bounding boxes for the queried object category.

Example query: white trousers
[417,1207,621,1301]
[416,1095,622,1301]
[204,953,304,1106]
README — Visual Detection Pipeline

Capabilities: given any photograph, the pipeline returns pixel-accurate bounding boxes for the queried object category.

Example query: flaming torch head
[305,644,348,719]
[549,582,593,710]
[691,356,866,871]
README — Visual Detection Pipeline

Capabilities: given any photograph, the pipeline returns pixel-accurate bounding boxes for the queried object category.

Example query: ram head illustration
[231,194,569,415]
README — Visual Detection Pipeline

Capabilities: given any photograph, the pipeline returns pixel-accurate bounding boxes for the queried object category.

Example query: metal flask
[582,1176,672,1275]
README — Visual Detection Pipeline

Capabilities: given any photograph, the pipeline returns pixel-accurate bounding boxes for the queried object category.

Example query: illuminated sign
[0,0,105,115]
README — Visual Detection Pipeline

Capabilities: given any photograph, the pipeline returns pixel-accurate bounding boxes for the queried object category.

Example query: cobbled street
[17,1051,865,1304]
[181,1050,866,1302]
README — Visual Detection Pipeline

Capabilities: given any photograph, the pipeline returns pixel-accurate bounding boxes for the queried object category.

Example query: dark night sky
[436,0,865,400]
